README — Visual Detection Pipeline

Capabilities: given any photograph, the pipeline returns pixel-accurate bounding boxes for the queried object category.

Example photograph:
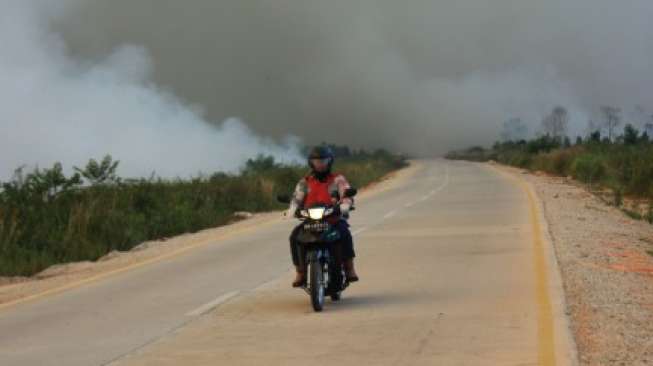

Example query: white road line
[185,290,240,317]
[404,202,415,208]
[433,164,450,192]
[425,164,450,199]
[413,163,451,204]
[251,277,281,292]
[383,210,397,219]
[438,163,450,191]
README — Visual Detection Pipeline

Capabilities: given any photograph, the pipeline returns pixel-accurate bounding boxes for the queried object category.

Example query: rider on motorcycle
[287,146,359,287]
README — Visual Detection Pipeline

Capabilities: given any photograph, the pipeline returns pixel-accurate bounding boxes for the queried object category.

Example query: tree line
[500,105,653,145]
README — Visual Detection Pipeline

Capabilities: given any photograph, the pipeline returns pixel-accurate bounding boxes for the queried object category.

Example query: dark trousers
[289,220,355,268]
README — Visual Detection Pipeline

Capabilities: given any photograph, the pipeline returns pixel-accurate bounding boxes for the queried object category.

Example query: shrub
[0,151,405,276]
[571,154,606,185]
[623,209,642,220]
[532,148,579,176]
[446,127,653,222]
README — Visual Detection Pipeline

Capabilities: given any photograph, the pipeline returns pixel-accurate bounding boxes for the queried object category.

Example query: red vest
[303,174,337,208]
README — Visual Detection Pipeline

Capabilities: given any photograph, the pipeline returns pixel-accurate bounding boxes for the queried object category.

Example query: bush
[532,148,579,176]
[447,133,653,204]
[571,154,606,185]
[445,146,492,162]
[623,209,642,220]
[0,151,405,276]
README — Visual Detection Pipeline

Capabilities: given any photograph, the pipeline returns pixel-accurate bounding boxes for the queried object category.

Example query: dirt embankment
[497,164,653,365]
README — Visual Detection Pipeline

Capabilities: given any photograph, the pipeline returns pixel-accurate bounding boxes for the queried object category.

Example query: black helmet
[307,146,335,176]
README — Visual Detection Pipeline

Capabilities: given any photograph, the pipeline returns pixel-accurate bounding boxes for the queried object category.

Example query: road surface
[0,160,576,365]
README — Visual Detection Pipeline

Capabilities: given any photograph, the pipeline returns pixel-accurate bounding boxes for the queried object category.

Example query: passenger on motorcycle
[286,146,359,287]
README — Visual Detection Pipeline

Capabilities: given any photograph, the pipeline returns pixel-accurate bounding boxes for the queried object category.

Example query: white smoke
[0,1,302,180]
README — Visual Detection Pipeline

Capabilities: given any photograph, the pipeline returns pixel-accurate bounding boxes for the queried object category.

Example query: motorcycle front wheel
[309,256,325,312]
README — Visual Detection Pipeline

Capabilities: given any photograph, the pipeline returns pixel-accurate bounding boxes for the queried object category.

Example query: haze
[3,0,653,177]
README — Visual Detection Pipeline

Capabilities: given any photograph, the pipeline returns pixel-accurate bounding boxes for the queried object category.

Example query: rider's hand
[339,202,351,216]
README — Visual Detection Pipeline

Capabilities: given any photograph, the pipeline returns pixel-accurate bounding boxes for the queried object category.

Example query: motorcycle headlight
[308,207,326,220]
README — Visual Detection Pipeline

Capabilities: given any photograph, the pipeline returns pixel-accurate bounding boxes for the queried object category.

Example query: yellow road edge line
[0,162,420,313]
[525,180,556,366]
[488,164,556,366]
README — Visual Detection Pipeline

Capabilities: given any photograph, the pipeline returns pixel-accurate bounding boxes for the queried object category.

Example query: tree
[585,119,601,138]
[563,136,572,148]
[242,155,279,174]
[34,163,83,199]
[541,106,568,140]
[500,118,528,142]
[623,124,639,145]
[644,121,653,138]
[600,106,621,141]
[2,163,83,202]
[74,155,120,185]
[589,130,601,143]
[526,135,560,154]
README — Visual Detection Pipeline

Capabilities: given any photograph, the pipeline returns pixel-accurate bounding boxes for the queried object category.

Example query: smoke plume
[0,1,302,180]
[4,0,653,177]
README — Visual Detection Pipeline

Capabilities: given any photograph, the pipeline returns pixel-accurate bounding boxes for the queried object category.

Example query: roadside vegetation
[446,106,653,224]
[0,146,406,277]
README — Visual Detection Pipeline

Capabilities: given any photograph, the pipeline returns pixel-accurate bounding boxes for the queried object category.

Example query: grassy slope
[0,152,406,276]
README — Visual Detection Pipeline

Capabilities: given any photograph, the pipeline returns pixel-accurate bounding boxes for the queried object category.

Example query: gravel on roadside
[499,164,653,365]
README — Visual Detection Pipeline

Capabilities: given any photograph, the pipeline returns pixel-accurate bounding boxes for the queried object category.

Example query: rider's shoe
[292,267,306,287]
[344,258,359,282]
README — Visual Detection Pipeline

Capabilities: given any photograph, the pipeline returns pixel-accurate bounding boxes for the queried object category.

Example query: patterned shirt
[287,173,354,219]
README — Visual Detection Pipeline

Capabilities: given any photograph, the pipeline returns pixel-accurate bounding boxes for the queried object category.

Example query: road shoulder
[491,163,653,365]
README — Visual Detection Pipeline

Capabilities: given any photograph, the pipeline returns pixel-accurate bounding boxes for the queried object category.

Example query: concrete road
[0,160,575,365]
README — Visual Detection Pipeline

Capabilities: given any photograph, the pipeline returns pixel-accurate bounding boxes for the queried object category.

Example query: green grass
[447,134,653,200]
[447,129,653,227]
[623,209,643,220]
[0,149,406,277]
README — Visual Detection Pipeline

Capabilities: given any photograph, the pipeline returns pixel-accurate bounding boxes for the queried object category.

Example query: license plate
[304,222,329,232]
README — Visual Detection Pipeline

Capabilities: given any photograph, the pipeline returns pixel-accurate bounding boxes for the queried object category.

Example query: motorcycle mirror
[276,194,291,204]
[344,188,357,198]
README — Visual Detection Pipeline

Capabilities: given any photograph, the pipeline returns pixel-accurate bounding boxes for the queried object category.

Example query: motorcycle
[278,188,357,312]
